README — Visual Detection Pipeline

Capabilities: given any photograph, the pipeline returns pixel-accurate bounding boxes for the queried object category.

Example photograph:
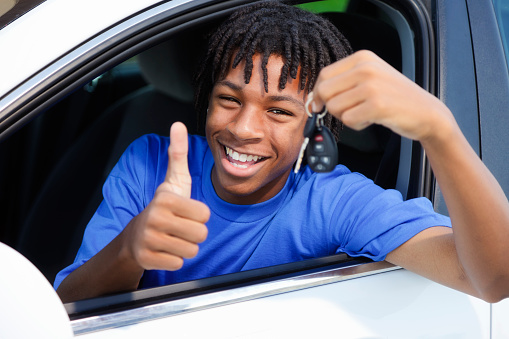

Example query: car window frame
[492,0,509,71]
[0,0,436,335]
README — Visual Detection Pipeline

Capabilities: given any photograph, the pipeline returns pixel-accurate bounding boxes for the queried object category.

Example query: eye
[269,108,294,117]
[219,95,241,105]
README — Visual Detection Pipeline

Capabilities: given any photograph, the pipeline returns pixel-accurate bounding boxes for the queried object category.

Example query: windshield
[0,0,46,29]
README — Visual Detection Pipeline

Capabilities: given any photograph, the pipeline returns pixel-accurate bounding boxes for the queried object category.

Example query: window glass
[1,0,411,296]
[493,0,509,71]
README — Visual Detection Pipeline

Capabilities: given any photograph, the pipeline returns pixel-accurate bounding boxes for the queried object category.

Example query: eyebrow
[216,80,243,91]
[216,80,305,108]
[268,95,305,109]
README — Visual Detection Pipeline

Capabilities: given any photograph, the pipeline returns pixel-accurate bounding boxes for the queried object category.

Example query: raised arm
[311,50,509,302]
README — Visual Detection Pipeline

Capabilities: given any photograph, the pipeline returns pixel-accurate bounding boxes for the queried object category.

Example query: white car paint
[0,0,159,97]
[0,0,506,337]
[493,298,509,338]
[77,269,490,339]
[0,242,73,339]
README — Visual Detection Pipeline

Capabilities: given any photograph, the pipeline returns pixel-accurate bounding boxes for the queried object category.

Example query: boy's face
[206,53,308,204]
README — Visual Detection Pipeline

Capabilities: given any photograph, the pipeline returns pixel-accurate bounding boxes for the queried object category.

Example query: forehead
[223,53,306,97]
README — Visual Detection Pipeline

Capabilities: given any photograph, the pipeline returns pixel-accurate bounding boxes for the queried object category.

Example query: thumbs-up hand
[122,122,210,272]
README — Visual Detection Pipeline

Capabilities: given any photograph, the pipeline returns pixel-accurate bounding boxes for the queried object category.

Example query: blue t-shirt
[54,134,451,290]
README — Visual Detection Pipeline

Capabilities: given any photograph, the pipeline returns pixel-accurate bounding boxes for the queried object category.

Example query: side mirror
[0,242,73,338]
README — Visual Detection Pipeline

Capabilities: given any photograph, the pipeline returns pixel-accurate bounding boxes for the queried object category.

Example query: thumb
[165,122,192,198]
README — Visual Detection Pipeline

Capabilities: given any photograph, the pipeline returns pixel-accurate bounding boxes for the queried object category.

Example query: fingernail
[311,100,320,113]
[312,100,326,114]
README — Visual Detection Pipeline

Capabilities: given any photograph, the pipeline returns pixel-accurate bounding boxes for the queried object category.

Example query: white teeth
[225,146,262,163]
[231,162,247,169]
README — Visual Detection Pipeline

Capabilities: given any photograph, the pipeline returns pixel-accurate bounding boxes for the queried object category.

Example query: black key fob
[307,126,338,172]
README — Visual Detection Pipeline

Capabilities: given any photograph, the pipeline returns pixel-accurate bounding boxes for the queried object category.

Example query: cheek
[287,122,307,159]
[205,108,224,137]
[273,127,306,164]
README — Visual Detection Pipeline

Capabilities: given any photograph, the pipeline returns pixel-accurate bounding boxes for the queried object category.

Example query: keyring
[305,92,328,120]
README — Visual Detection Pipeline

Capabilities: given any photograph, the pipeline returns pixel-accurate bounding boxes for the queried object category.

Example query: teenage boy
[55,1,509,303]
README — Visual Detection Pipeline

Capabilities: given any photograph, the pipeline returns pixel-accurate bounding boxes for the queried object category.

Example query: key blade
[294,137,309,173]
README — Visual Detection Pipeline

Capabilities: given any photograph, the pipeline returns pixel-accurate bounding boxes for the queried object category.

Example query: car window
[493,0,509,71]
[0,2,434,324]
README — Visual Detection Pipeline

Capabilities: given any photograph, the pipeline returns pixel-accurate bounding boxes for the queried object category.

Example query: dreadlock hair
[193,0,353,140]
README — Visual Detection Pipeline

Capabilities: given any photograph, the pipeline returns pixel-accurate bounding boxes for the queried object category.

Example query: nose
[226,105,265,141]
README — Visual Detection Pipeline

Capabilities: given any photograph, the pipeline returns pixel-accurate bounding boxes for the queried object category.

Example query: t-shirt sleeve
[53,134,163,290]
[328,172,451,261]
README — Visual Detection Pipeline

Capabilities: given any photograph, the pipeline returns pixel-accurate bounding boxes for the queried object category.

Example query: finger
[165,122,192,198]
[139,250,185,271]
[339,103,375,131]
[145,228,200,259]
[152,190,211,224]
[325,85,368,122]
[311,50,383,110]
[147,209,209,244]
[164,217,208,244]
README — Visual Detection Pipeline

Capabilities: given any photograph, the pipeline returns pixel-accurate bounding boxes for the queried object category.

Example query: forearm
[421,115,509,302]
[56,225,144,303]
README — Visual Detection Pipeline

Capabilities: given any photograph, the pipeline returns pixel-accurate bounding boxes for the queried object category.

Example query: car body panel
[77,268,490,339]
[0,0,508,337]
[466,0,509,196]
[433,0,479,215]
[493,299,509,337]
[0,243,73,338]
[0,0,162,98]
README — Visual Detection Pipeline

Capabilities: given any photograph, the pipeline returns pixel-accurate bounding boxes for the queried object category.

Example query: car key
[294,92,338,173]
[307,121,338,172]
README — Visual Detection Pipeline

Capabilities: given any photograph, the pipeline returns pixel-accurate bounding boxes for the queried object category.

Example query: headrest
[137,36,197,103]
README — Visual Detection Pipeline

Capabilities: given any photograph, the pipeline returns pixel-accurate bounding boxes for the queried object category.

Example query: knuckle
[318,64,335,80]
[357,62,378,79]
[136,250,152,268]
[314,82,325,97]
[367,94,386,112]
[144,210,166,230]
[361,80,378,96]
[159,189,178,204]
[356,49,377,61]
[341,112,357,126]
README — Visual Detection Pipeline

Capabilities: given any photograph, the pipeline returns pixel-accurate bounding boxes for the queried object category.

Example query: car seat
[16,31,202,283]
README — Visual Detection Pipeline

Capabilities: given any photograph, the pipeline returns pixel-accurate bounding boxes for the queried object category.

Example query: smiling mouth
[223,145,266,169]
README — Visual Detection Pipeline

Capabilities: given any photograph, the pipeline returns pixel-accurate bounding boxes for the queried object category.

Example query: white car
[1,0,509,337]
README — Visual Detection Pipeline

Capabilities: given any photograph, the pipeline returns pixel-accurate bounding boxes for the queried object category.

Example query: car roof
[0,0,164,98]
[0,0,46,29]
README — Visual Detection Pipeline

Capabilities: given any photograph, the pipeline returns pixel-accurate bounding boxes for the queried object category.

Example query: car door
[0,0,502,337]
[477,0,509,337]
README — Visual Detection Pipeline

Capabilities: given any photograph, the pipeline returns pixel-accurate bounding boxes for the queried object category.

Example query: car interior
[0,0,415,299]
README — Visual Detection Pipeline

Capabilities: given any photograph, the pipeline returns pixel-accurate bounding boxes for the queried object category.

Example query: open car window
[0,0,436,334]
